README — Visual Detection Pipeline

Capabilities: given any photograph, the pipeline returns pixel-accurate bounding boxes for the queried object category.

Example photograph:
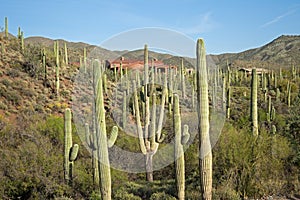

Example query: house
[106,57,177,73]
[239,68,269,75]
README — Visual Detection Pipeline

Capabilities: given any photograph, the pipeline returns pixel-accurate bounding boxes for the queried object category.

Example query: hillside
[24,35,300,71]
[212,35,300,69]
[1,32,300,200]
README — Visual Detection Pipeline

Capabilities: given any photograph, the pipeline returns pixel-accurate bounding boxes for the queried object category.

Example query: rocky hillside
[211,35,300,69]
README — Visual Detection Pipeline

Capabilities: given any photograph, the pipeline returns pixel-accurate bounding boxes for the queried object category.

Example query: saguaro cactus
[174,94,190,200]
[133,77,167,182]
[93,61,118,200]
[64,42,68,65]
[226,87,231,119]
[4,17,8,39]
[64,108,79,184]
[196,39,212,200]
[251,68,258,136]
[85,123,99,187]
[55,41,60,96]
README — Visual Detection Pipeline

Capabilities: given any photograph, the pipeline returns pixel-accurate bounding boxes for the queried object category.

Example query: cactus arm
[70,144,79,161]
[133,80,147,155]
[107,126,118,148]
[144,96,150,145]
[181,125,190,145]
[156,73,167,142]
[150,93,157,151]
[85,123,92,148]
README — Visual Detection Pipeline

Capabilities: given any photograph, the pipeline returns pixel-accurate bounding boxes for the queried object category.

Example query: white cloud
[261,9,296,28]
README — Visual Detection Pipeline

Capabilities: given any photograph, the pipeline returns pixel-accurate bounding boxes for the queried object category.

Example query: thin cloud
[261,9,296,28]
[179,12,216,35]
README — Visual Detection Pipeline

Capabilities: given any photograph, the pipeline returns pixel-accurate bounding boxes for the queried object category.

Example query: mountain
[25,36,119,61]
[24,35,300,70]
[211,35,300,69]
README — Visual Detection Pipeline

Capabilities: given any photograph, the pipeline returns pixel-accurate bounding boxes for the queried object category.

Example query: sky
[1,0,300,56]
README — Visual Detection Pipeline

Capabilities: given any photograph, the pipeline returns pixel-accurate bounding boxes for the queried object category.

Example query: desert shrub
[6,68,20,78]
[213,185,241,200]
[88,191,101,200]
[213,123,293,198]
[149,192,176,200]
[114,188,142,200]
[37,115,64,145]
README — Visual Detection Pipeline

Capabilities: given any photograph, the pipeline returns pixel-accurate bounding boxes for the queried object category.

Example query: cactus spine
[93,61,118,200]
[196,39,212,200]
[251,69,258,136]
[174,94,190,200]
[64,108,79,184]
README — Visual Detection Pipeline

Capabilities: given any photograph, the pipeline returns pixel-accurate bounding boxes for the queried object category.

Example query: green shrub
[213,185,241,200]
[149,192,176,200]
[114,188,142,200]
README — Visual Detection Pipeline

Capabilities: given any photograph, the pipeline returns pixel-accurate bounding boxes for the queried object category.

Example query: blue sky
[1,0,300,56]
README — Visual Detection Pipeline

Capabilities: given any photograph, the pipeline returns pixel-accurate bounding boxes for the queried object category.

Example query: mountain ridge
[24,34,300,69]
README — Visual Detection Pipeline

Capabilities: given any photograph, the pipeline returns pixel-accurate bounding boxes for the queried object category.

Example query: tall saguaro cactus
[132,76,167,182]
[250,68,258,136]
[64,42,68,65]
[64,108,79,185]
[4,17,8,39]
[196,39,212,200]
[93,61,118,200]
[55,41,60,96]
[174,94,190,200]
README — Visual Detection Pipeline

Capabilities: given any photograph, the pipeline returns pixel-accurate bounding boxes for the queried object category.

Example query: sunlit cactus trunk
[64,42,68,65]
[55,41,60,96]
[250,68,258,136]
[85,123,99,187]
[93,61,118,200]
[5,17,8,39]
[196,39,212,200]
[174,94,190,200]
[64,108,79,185]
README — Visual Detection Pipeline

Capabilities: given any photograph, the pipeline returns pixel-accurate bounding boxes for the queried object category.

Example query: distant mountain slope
[25,35,300,69]
[25,36,118,61]
[212,35,300,69]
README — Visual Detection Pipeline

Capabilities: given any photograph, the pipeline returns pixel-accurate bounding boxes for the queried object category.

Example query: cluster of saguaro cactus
[196,39,212,200]
[132,77,167,181]
[130,44,168,182]
[173,94,190,200]
[64,108,79,185]
[92,61,118,200]
[250,68,258,136]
